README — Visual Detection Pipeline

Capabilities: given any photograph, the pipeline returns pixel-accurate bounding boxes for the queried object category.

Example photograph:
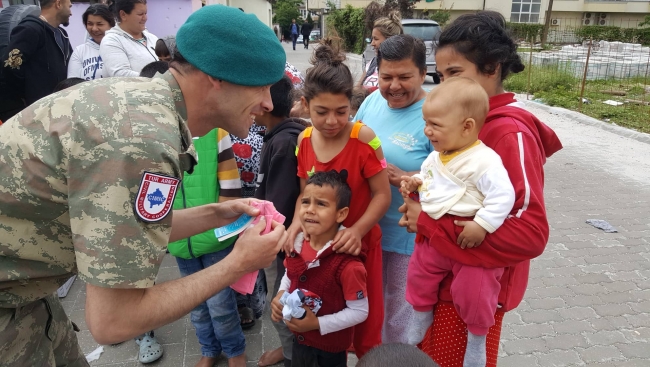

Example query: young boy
[254,75,308,367]
[400,77,516,367]
[271,170,369,367]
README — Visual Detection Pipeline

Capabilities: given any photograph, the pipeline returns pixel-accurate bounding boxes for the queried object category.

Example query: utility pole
[541,0,554,46]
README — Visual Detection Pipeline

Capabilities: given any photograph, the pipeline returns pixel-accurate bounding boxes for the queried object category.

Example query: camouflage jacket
[0,72,196,308]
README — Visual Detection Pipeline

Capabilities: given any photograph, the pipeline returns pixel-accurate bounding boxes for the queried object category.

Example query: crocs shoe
[135,332,163,364]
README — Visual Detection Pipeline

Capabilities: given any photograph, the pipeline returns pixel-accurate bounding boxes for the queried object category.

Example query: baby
[401,77,515,367]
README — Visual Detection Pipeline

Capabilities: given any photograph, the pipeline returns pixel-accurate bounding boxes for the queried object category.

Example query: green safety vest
[168,128,237,259]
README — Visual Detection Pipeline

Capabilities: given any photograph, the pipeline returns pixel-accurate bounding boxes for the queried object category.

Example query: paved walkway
[63,42,650,366]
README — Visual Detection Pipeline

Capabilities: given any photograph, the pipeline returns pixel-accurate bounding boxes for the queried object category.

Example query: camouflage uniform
[0,72,196,366]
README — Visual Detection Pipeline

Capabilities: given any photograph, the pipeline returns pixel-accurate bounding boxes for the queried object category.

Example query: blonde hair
[373,11,403,38]
[426,77,489,126]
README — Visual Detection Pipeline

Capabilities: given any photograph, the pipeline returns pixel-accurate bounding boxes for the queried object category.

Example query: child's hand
[400,176,422,197]
[284,221,307,253]
[455,220,487,249]
[271,291,285,323]
[331,227,363,256]
[285,306,320,333]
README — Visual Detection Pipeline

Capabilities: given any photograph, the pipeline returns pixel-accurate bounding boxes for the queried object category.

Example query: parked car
[310,29,320,41]
[362,19,442,83]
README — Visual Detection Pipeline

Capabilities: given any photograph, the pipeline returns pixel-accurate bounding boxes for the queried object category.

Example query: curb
[522,99,650,145]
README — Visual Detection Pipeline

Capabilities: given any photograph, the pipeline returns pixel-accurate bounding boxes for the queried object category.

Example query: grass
[504,66,650,134]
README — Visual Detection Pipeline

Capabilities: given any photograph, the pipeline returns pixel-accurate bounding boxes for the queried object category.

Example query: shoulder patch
[134,172,180,222]
[356,290,365,300]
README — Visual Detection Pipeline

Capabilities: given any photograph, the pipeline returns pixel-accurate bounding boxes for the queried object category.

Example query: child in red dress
[284,39,392,358]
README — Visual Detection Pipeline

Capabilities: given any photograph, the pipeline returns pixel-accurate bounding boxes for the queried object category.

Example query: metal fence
[506,19,650,133]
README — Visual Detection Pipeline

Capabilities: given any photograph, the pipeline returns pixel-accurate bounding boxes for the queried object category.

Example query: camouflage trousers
[0,293,88,367]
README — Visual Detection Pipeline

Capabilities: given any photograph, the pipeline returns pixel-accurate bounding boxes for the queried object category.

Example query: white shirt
[68,36,104,80]
[416,141,516,233]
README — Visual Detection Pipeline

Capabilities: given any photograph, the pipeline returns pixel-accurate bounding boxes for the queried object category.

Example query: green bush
[327,4,366,54]
[575,25,650,45]
[506,23,544,43]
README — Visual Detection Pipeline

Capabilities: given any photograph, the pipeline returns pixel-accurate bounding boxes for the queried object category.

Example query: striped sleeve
[216,129,241,198]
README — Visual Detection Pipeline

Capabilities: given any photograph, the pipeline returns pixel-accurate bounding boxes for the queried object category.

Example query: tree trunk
[541,0,554,46]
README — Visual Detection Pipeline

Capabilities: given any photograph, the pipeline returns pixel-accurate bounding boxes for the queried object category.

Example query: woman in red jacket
[398,11,563,367]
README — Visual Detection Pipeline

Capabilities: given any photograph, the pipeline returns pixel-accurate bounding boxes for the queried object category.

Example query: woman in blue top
[354,34,433,344]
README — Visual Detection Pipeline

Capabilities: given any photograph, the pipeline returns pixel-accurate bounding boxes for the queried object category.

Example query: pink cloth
[405,239,504,336]
[231,200,286,295]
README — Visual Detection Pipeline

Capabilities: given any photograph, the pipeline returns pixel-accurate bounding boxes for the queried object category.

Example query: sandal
[135,332,163,364]
[238,306,256,330]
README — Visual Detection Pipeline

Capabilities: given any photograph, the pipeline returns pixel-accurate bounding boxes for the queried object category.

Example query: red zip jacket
[417,93,563,312]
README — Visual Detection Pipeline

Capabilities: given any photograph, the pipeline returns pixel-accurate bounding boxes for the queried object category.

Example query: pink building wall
[66,0,199,48]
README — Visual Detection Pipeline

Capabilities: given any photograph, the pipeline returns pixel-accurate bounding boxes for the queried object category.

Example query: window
[510,0,541,23]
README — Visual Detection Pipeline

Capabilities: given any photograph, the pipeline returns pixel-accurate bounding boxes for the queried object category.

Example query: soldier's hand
[231,217,287,274]
[213,199,261,228]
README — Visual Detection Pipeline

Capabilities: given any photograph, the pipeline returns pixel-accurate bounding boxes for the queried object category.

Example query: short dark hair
[53,78,87,93]
[139,61,169,78]
[82,4,116,28]
[269,75,294,118]
[168,48,199,75]
[377,34,427,75]
[302,38,353,102]
[155,39,171,59]
[358,343,440,367]
[108,0,147,21]
[350,86,371,113]
[305,170,351,210]
[39,0,56,8]
[437,11,525,81]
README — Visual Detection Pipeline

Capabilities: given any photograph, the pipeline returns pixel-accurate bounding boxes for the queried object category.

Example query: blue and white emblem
[134,172,180,222]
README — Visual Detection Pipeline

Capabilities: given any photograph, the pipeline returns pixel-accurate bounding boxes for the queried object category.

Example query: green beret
[176,5,286,86]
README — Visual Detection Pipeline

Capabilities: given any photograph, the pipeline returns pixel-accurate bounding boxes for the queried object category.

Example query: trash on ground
[581,98,591,104]
[602,100,623,106]
[586,219,618,233]
[86,346,104,362]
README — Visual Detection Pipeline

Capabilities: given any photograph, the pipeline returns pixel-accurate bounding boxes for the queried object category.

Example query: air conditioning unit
[551,18,560,26]
[583,12,608,26]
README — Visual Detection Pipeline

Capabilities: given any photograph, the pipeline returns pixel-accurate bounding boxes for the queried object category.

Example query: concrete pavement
[64,41,650,366]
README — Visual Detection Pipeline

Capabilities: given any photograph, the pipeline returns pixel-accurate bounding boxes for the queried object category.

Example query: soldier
[0,5,287,367]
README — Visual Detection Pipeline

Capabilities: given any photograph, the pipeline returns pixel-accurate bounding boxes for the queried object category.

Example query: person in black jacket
[254,75,309,367]
[1,0,72,122]
[301,20,312,49]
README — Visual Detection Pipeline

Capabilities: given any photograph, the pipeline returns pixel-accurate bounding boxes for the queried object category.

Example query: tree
[273,0,303,40]
[364,1,384,35]
[540,0,554,46]
[640,15,650,27]
[429,9,451,27]
[383,0,422,19]
[307,12,314,26]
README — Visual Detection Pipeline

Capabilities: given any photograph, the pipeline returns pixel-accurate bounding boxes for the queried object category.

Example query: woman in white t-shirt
[358,11,403,90]
[67,4,115,80]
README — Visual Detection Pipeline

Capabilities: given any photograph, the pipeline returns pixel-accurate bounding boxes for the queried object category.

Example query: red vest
[285,244,362,353]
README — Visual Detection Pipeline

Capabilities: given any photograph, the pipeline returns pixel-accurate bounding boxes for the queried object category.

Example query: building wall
[554,0,650,14]
[4,0,201,48]
[206,0,273,26]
